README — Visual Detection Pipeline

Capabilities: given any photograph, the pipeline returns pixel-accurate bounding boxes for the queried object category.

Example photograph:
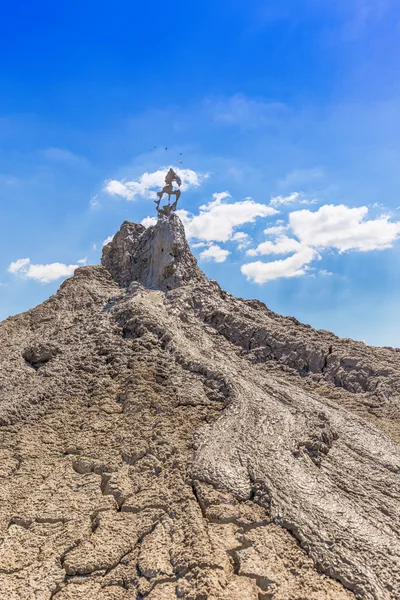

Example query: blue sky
[1,0,400,347]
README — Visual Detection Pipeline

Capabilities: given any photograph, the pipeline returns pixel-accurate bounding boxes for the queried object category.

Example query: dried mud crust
[0,216,399,599]
[0,292,352,600]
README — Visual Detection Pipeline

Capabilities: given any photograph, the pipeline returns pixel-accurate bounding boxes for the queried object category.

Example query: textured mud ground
[0,216,399,599]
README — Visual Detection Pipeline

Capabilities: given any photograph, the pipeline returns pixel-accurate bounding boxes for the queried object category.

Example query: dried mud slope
[0,215,399,600]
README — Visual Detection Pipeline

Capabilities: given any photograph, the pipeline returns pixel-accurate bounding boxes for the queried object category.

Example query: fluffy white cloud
[102,235,114,247]
[26,263,78,283]
[192,241,209,248]
[210,191,231,204]
[105,180,134,199]
[242,203,400,283]
[141,216,157,228]
[104,167,205,201]
[177,195,278,243]
[199,245,230,263]
[8,258,78,283]
[246,235,301,256]
[232,232,248,242]
[263,224,288,236]
[231,231,250,250]
[8,258,30,274]
[77,257,88,264]
[290,204,400,252]
[270,192,317,207]
[270,192,300,207]
[242,246,318,283]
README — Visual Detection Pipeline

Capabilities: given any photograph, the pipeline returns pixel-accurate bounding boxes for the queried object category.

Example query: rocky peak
[101,214,206,290]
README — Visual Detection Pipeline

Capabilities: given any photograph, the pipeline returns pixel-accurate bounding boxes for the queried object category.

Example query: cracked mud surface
[0,216,399,599]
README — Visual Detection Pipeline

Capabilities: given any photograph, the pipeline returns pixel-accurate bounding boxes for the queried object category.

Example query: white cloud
[27,263,78,283]
[141,216,158,228]
[270,192,300,206]
[104,167,205,201]
[199,245,230,263]
[290,204,400,252]
[8,258,30,274]
[199,192,231,212]
[232,232,248,242]
[270,192,317,207]
[211,191,231,203]
[8,258,78,283]
[242,246,319,283]
[105,179,134,200]
[242,203,400,283]
[102,235,114,247]
[246,235,301,256]
[192,241,209,248]
[263,224,288,236]
[77,257,87,264]
[177,196,278,243]
[231,231,250,249]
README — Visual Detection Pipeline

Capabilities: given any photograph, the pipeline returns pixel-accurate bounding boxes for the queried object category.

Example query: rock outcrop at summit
[102,216,205,290]
[0,215,399,600]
